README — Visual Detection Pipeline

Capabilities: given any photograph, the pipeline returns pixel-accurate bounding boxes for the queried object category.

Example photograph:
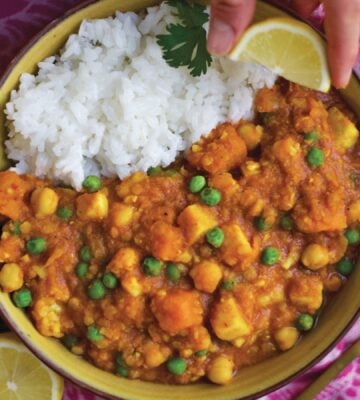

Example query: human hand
[207,0,360,89]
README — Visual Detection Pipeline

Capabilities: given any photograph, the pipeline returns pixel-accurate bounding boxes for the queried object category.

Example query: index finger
[323,0,360,88]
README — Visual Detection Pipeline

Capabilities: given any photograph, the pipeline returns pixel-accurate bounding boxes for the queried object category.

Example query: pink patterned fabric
[0,1,359,399]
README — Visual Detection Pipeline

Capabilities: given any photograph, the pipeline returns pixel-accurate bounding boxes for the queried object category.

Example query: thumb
[207,0,256,55]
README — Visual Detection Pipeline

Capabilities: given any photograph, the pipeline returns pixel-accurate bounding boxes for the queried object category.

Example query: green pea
[304,131,318,142]
[87,324,103,342]
[306,147,324,167]
[102,272,118,289]
[296,313,314,331]
[142,257,163,276]
[189,176,206,193]
[344,228,360,245]
[80,246,92,263]
[254,216,271,231]
[87,279,106,300]
[57,207,73,220]
[221,279,236,291]
[12,288,32,308]
[194,349,208,357]
[116,365,129,377]
[26,237,47,255]
[115,352,127,367]
[165,263,181,282]
[75,262,89,279]
[206,227,224,248]
[280,215,294,231]
[261,246,280,266]
[200,187,222,206]
[166,357,187,375]
[82,175,101,192]
[62,334,79,349]
[12,221,21,236]
[336,258,354,276]
[147,166,162,176]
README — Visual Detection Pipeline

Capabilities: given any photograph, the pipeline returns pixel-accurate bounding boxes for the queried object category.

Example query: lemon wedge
[0,333,64,400]
[228,17,331,92]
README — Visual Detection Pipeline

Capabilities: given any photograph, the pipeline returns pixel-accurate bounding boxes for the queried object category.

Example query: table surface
[0,1,359,400]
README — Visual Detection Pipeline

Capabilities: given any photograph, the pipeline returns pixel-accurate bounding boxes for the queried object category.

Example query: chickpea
[207,356,234,385]
[273,327,299,351]
[301,244,329,270]
[31,188,59,217]
[0,263,24,292]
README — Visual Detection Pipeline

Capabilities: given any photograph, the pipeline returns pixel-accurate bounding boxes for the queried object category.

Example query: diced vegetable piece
[237,122,263,150]
[31,188,59,218]
[110,203,135,228]
[76,192,109,220]
[348,200,360,223]
[26,237,47,254]
[0,263,24,292]
[190,260,222,293]
[207,356,234,385]
[288,276,323,313]
[328,107,359,151]
[151,289,203,333]
[273,327,299,350]
[178,204,217,244]
[301,243,329,270]
[187,124,247,174]
[143,342,170,368]
[149,221,185,261]
[220,223,252,266]
[261,246,280,266]
[210,296,250,341]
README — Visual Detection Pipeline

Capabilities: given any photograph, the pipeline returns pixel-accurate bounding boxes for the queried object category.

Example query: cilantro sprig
[156,0,213,77]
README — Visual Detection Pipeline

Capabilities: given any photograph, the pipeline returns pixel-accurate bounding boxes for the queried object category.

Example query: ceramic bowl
[0,1,359,399]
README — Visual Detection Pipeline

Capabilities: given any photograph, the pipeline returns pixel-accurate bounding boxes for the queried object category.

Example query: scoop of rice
[5,3,276,189]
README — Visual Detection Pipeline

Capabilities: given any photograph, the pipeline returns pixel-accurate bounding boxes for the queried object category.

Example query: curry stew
[0,83,359,384]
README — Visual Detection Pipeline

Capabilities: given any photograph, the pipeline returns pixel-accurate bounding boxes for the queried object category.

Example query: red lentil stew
[0,82,359,385]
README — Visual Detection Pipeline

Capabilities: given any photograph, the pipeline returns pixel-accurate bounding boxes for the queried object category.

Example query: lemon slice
[228,17,331,92]
[0,333,64,400]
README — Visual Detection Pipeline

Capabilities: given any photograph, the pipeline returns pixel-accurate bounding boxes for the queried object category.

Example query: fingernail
[334,69,352,89]
[207,18,235,55]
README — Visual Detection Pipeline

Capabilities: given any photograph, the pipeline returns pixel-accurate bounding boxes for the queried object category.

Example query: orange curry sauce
[0,82,359,384]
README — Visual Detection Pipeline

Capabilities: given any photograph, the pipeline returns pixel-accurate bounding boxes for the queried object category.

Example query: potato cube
[151,289,203,333]
[210,296,251,341]
[220,223,252,266]
[190,260,222,293]
[149,221,186,261]
[110,203,135,228]
[328,107,359,151]
[76,192,109,220]
[288,275,323,313]
[178,204,217,244]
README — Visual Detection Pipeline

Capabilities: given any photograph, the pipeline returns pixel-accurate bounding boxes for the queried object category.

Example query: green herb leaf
[156,0,212,77]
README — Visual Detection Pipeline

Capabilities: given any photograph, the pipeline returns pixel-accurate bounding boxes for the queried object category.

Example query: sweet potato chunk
[151,289,203,333]
[149,221,186,261]
[187,124,247,174]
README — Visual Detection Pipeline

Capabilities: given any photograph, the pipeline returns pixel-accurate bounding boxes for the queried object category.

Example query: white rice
[5,3,276,189]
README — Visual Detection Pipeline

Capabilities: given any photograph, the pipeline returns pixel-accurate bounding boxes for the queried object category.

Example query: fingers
[323,0,360,88]
[207,0,256,55]
[292,0,320,18]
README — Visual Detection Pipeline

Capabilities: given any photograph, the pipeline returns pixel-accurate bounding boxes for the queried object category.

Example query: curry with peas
[0,82,359,385]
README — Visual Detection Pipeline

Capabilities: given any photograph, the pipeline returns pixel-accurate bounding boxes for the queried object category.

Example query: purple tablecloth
[0,1,359,399]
